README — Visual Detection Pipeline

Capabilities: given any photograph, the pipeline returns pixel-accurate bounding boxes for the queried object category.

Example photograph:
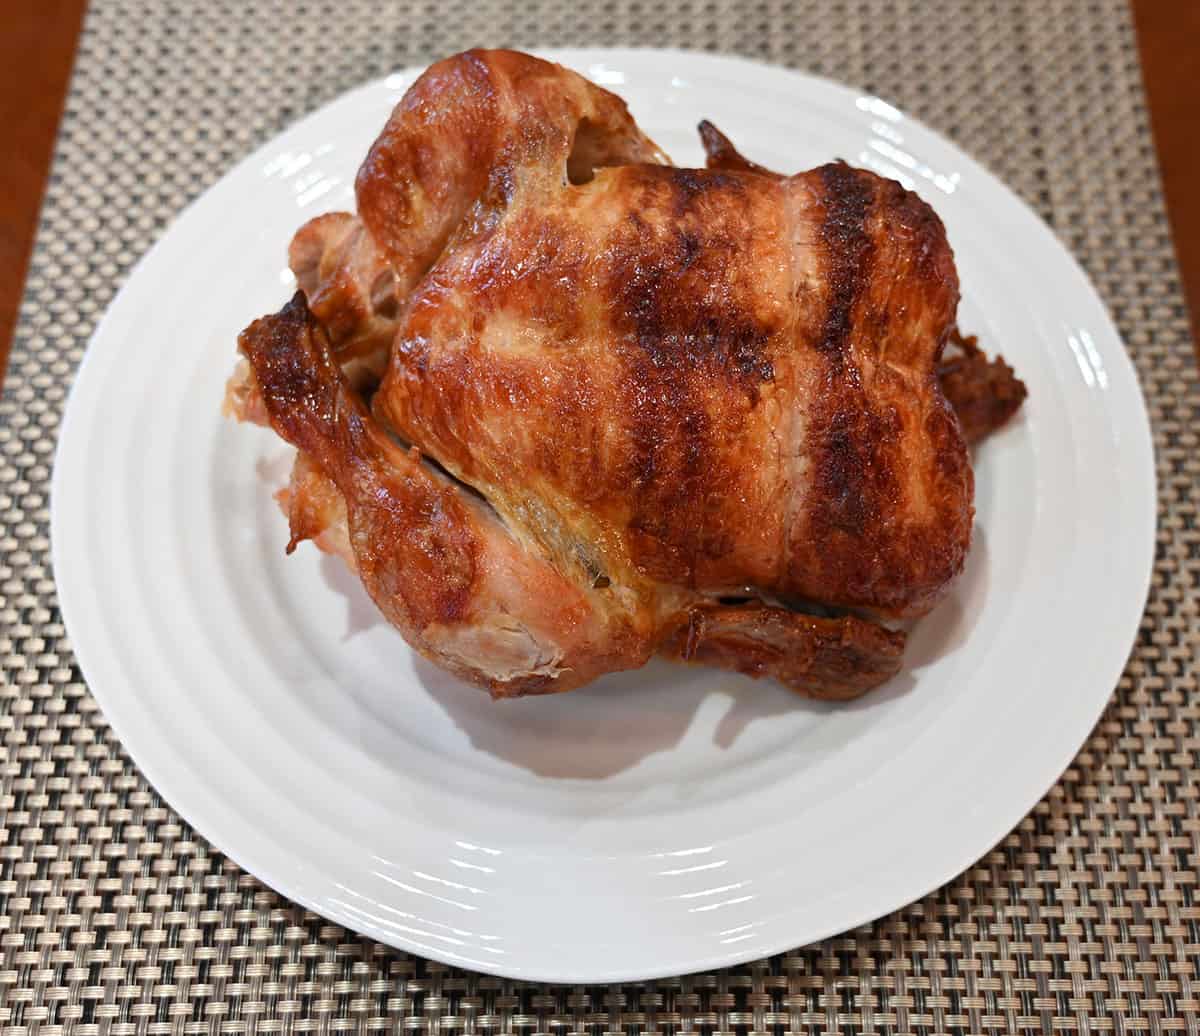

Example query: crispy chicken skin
[241,295,655,695]
[375,151,971,620]
[230,49,1025,699]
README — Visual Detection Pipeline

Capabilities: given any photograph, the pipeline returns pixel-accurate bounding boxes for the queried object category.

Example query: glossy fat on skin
[373,159,971,618]
[356,48,669,288]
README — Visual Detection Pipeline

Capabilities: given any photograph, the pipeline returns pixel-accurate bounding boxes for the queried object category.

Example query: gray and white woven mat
[3,0,1198,1031]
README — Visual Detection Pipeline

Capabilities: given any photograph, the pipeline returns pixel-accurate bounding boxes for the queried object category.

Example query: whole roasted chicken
[227,50,1025,700]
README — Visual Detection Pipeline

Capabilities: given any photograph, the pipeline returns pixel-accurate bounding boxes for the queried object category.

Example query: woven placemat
[3,0,1198,1031]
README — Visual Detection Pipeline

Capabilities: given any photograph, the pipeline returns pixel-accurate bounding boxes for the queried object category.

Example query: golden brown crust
[786,164,972,616]
[375,157,971,618]
[227,52,1027,700]
[355,49,667,289]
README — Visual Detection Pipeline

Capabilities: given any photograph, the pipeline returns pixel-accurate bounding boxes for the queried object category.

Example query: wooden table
[1,1,1196,385]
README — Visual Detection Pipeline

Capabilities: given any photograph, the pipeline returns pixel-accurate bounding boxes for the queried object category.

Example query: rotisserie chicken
[226,49,1025,700]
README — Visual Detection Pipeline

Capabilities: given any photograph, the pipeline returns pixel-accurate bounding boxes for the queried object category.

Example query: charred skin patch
[791,165,971,616]
[815,163,875,361]
[812,401,900,539]
[804,165,885,559]
[607,168,776,390]
[803,393,911,609]
[599,166,781,584]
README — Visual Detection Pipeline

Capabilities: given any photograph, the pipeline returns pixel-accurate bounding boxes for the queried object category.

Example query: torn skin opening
[566,118,602,185]
[566,116,649,186]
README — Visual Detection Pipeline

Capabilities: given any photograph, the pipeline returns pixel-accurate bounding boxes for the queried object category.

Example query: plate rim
[50,46,1158,982]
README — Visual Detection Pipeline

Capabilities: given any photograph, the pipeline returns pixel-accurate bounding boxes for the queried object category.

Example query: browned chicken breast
[229,49,1025,700]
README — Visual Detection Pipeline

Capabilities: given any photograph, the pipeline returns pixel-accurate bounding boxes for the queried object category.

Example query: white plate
[51,49,1155,982]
